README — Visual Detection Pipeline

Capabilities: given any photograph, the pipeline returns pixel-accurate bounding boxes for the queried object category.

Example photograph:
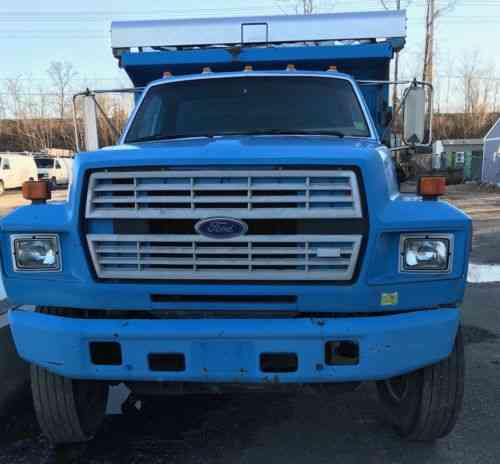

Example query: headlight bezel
[399,233,453,274]
[11,234,62,272]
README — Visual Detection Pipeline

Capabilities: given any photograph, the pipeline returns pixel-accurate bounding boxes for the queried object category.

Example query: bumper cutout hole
[148,353,186,372]
[325,341,359,365]
[260,352,298,373]
[90,341,122,366]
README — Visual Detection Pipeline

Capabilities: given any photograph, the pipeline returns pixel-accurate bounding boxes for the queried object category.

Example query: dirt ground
[444,183,500,264]
[0,189,67,219]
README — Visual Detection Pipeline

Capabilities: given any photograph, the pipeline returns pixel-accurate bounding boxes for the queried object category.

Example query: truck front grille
[85,168,365,282]
[87,234,362,281]
[85,169,362,219]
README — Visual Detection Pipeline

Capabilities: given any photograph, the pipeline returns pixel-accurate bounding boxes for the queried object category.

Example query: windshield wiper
[126,134,214,143]
[218,129,346,138]
[127,129,346,143]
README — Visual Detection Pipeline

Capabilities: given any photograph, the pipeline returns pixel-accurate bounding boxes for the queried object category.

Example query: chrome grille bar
[85,169,363,219]
[87,234,362,281]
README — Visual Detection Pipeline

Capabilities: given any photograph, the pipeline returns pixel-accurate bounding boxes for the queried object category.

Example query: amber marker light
[22,180,51,204]
[418,176,446,200]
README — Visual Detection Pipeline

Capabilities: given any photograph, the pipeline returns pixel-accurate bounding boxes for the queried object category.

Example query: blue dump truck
[2,11,471,444]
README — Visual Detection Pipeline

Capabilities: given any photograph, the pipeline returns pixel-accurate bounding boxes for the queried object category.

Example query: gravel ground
[0,189,67,219]
[444,184,500,264]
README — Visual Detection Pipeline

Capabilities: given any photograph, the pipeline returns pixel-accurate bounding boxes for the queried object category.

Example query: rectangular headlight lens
[400,235,452,272]
[12,235,61,271]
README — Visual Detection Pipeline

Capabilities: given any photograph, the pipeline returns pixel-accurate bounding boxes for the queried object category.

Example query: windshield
[125,76,371,143]
[35,158,54,168]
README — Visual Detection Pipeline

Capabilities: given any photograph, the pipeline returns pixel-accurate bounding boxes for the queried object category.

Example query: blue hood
[80,136,382,167]
[72,135,396,216]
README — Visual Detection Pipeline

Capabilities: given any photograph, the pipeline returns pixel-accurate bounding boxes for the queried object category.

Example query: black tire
[31,364,108,444]
[376,325,465,441]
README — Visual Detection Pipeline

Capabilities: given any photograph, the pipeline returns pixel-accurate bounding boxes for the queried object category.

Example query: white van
[0,153,38,195]
[34,156,73,187]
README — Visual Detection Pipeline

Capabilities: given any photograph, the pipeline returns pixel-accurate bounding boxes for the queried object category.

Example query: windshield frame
[120,72,379,145]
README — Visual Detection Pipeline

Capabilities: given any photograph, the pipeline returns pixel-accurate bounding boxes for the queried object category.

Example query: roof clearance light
[328,65,338,72]
[202,67,212,73]
[418,176,446,200]
[243,65,253,72]
[163,71,173,78]
[286,64,296,71]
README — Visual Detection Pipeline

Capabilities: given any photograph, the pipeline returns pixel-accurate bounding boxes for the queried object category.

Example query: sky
[0,0,499,103]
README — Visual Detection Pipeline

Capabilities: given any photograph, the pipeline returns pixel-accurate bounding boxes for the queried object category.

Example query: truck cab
[3,11,471,445]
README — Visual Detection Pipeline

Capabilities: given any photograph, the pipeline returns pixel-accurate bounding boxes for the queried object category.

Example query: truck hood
[79,136,383,167]
[73,135,397,211]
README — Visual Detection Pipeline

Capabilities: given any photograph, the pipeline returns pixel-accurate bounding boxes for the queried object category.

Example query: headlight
[12,235,61,271]
[400,234,452,272]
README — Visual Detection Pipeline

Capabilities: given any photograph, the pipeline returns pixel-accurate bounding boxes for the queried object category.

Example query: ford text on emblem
[195,217,248,239]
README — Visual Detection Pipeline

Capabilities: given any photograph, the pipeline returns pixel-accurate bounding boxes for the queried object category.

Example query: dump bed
[111,11,407,135]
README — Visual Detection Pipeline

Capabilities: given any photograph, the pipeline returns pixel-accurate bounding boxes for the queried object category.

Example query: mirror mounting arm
[358,78,434,153]
[72,87,144,152]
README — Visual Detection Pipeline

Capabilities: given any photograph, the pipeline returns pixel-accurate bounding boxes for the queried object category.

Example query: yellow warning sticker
[381,292,399,306]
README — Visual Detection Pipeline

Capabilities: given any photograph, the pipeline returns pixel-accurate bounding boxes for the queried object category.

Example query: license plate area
[193,341,254,374]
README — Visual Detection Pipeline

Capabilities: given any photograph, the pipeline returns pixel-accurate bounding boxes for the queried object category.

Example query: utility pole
[422,0,436,136]
[423,0,435,86]
[392,0,401,110]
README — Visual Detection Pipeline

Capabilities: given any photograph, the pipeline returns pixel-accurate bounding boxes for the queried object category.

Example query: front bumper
[10,307,459,383]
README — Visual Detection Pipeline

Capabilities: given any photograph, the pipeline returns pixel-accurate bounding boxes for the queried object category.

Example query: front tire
[31,364,108,444]
[376,326,465,441]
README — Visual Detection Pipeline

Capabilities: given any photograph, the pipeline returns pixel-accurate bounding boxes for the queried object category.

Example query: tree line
[1,61,498,154]
[0,61,131,153]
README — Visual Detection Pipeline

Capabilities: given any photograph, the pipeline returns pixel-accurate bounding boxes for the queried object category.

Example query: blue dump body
[2,37,471,385]
[120,41,401,137]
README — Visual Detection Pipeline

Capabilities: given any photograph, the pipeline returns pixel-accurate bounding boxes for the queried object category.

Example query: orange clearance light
[163,71,173,78]
[327,65,338,72]
[243,65,253,72]
[418,176,446,199]
[22,180,51,203]
[286,64,296,71]
[202,67,212,73]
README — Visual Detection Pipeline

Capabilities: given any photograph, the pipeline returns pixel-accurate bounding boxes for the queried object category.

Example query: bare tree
[47,61,78,120]
[379,1,413,9]
[277,0,335,15]
[456,50,494,136]
[297,0,314,14]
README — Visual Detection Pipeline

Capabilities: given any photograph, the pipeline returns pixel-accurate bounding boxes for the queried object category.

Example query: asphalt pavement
[0,185,499,463]
[0,286,498,464]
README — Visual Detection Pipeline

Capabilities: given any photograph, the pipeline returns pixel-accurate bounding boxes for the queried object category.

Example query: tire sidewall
[376,370,423,435]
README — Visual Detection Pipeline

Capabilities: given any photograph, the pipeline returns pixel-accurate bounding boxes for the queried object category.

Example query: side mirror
[82,95,99,151]
[402,85,427,146]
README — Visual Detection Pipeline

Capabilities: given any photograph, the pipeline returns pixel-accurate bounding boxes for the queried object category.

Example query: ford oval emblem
[195,217,248,239]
